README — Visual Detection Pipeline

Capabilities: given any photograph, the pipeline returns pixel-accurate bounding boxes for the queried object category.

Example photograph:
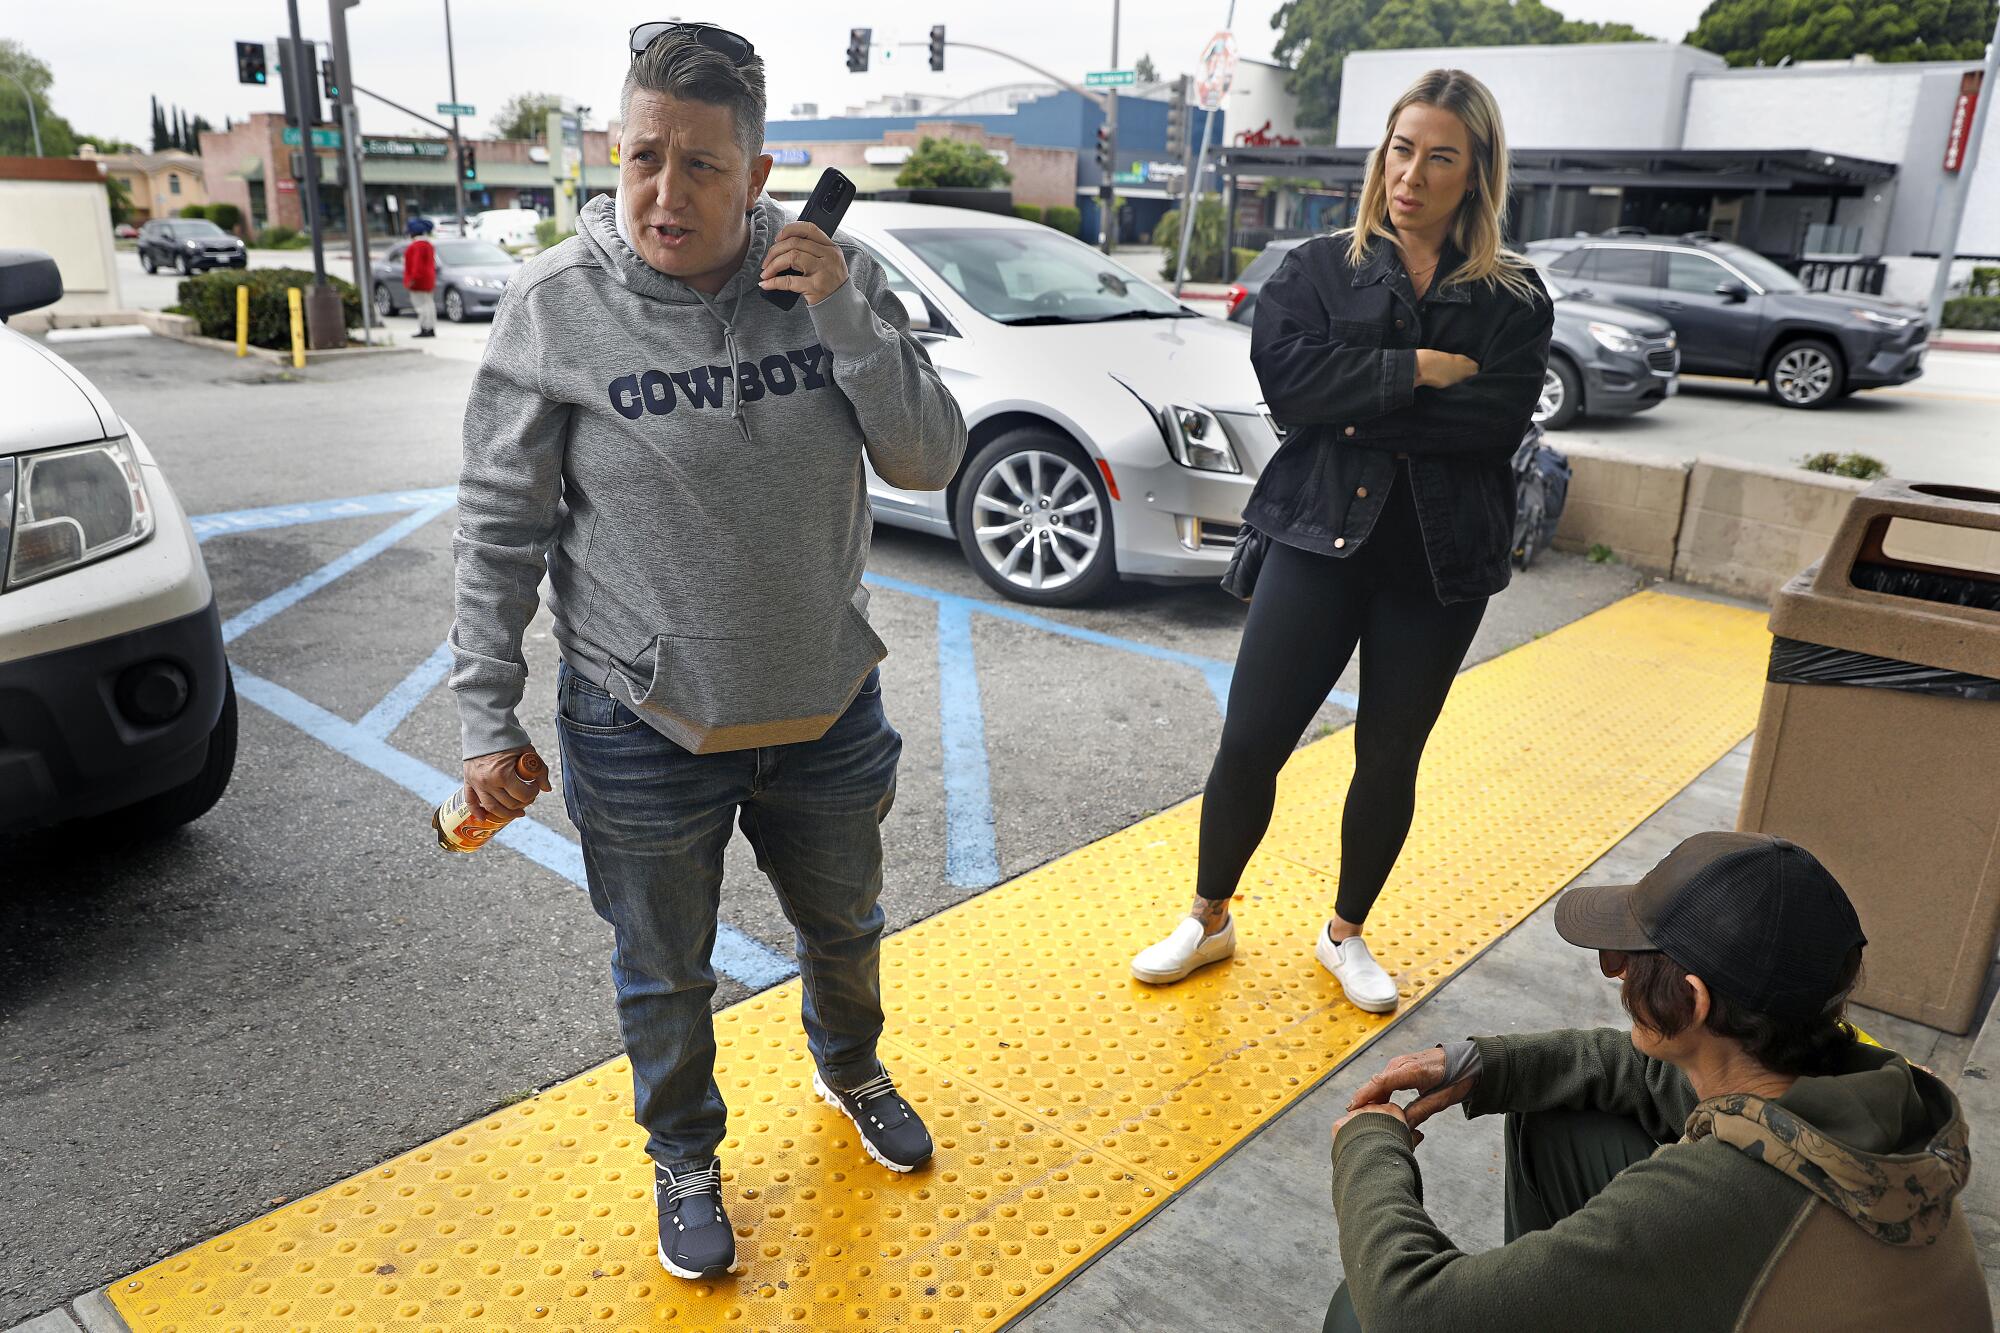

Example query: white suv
[470,208,543,248]
[0,249,235,836]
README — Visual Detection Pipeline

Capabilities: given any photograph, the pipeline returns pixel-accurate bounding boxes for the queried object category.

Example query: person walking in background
[403,216,437,338]
[1131,68,1552,1012]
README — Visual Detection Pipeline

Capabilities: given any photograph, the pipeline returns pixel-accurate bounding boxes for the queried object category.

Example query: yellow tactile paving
[110,590,1768,1332]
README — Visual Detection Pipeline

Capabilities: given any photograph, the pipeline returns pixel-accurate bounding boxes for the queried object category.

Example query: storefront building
[81,147,206,223]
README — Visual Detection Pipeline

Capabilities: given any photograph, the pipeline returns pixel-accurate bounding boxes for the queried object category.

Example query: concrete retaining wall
[1552,440,1872,604]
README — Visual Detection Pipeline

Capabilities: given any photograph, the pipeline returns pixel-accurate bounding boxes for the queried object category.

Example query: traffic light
[1166,75,1189,158]
[846,27,870,74]
[235,40,268,86]
[321,57,340,102]
[1095,124,1113,174]
[277,36,323,128]
[929,25,946,72]
[459,145,477,181]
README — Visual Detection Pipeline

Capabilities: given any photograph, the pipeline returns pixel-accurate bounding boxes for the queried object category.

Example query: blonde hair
[1344,68,1542,305]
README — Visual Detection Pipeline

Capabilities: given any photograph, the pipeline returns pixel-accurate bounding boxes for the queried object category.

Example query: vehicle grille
[1644,340,1679,374]
[1199,520,1242,550]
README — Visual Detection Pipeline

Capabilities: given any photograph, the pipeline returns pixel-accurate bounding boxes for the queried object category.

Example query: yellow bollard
[287,287,305,369]
[235,284,249,357]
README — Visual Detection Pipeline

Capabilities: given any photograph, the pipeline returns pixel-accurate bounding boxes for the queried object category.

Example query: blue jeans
[556,661,900,1173]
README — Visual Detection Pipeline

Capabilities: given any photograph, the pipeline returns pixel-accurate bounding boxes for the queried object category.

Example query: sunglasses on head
[628,21,755,66]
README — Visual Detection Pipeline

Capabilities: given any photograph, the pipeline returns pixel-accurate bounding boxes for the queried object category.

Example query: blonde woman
[1132,69,1552,1011]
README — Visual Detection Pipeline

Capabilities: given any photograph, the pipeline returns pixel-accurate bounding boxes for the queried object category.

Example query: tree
[894,136,1014,189]
[78,133,140,154]
[104,174,135,226]
[151,95,166,151]
[1134,52,1160,82]
[1689,0,1999,66]
[0,39,79,156]
[493,92,573,141]
[1271,0,1650,132]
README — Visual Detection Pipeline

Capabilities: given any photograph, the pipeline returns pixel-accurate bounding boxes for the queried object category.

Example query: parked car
[371,238,520,323]
[115,223,140,240]
[1528,231,1927,408]
[1228,237,1679,429]
[469,208,543,248]
[0,250,236,837]
[137,218,246,276]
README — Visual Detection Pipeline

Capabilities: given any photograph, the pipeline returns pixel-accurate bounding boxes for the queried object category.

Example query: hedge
[178,268,360,350]
[1011,203,1044,224]
[535,218,575,249]
[205,202,243,234]
[178,203,207,219]
[1942,295,2000,331]
[1967,266,1999,297]
[256,226,308,249]
[1043,205,1081,237]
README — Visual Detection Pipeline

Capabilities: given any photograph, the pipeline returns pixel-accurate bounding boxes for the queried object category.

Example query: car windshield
[436,241,514,266]
[173,221,226,237]
[890,226,1190,324]
[1534,266,1567,300]
[1709,243,1803,294]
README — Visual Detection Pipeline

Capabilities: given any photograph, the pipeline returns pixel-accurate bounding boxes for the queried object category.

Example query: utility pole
[1925,14,1999,331]
[1174,1,1237,297]
[284,0,343,349]
[328,0,375,344]
[443,0,467,233]
[1101,0,1120,256]
[1,71,42,156]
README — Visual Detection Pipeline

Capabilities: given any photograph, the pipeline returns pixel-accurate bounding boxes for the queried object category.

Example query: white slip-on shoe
[1315,928,1400,1012]
[1131,915,1236,984]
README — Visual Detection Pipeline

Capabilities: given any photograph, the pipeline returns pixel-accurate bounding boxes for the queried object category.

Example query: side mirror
[1715,281,1749,303]
[893,288,931,332]
[0,249,63,321]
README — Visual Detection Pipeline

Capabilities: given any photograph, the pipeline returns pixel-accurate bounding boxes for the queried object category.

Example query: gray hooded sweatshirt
[449,192,966,757]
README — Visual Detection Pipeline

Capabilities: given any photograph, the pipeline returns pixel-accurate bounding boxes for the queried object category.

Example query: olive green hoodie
[1331,1027,1989,1332]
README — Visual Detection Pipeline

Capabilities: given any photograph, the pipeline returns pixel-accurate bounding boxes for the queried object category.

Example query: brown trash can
[1738,479,2000,1033]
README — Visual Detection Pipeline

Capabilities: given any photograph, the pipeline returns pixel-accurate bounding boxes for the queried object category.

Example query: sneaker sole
[1314,935,1400,1014]
[656,1241,743,1281]
[1129,945,1233,985]
[812,1072,928,1173]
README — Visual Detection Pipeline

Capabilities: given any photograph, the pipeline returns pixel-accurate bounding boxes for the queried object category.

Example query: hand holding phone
[762,168,856,310]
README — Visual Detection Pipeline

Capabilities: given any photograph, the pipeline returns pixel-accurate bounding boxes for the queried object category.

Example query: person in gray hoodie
[447,23,965,1281]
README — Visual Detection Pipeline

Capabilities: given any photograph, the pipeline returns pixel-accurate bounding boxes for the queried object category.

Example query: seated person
[1324,831,1989,1332]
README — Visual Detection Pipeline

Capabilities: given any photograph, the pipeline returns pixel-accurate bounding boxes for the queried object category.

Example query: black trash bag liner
[1769,636,2000,702]
[1851,560,2000,613]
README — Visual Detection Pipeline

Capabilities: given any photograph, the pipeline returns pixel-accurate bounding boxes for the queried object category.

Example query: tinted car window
[1584,247,1657,286]
[1666,252,1731,293]
[1239,242,1304,285]
[1545,249,1587,276]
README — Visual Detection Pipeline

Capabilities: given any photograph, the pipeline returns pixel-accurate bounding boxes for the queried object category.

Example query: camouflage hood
[1685,1044,1971,1247]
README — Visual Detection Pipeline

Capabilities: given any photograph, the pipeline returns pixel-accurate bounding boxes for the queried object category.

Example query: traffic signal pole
[284,0,344,349]
[443,0,467,233]
[328,0,375,344]
[1101,0,1120,256]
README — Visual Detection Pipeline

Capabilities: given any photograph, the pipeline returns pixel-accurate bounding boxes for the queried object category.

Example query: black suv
[1527,231,1926,408]
[137,218,247,276]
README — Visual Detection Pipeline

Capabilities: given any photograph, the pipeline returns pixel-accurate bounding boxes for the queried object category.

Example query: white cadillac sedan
[839,203,1276,606]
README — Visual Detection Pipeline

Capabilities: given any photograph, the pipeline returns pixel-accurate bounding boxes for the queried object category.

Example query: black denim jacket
[1238,233,1553,604]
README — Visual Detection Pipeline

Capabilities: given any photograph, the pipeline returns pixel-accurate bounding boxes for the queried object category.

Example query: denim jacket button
[1334,537,1346,549]
[1356,486,1369,499]
[1343,425,1356,437]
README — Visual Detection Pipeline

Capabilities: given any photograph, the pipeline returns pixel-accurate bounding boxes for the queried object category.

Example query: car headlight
[1587,321,1642,354]
[4,436,154,589]
[1161,404,1242,474]
[1851,308,1913,329]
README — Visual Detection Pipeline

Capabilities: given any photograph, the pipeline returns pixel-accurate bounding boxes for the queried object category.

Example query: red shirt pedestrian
[404,235,437,293]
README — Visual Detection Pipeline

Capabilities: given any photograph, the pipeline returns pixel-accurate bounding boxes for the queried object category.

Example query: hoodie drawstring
[694,285,753,443]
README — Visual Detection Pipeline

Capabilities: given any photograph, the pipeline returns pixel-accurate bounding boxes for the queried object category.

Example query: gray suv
[1529,232,1927,409]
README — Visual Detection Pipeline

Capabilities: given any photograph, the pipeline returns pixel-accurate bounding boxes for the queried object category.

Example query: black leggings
[1197,472,1487,924]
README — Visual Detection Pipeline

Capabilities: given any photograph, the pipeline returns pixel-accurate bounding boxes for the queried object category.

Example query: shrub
[1153,198,1225,282]
[1231,247,1259,277]
[1011,203,1044,224]
[894,136,1013,189]
[1968,266,2000,297]
[535,218,575,249]
[1587,543,1619,564]
[1800,451,1887,481]
[178,268,360,350]
[205,202,243,234]
[1042,205,1081,237]
[255,226,307,249]
[1942,295,2000,330]
[178,203,207,219]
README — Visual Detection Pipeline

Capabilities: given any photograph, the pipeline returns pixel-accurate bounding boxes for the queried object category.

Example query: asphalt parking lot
[0,334,1653,1322]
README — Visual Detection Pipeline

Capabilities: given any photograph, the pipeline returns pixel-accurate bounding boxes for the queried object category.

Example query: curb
[151,324,418,366]
[1929,336,2000,354]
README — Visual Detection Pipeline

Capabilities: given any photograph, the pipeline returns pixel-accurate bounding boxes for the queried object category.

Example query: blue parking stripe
[357,640,456,740]
[935,603,1002,888]
[192,487,457,543]
[232,666,797,991]
[220,502,454,645]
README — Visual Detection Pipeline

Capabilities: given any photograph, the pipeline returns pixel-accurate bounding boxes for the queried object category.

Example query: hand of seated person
[1332,1100,1409,1140]
[1343,1046,1479,1146]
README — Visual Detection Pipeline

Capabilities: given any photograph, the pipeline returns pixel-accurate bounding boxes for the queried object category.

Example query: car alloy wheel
[374,283,395,316]
[178,253,192,276]
[1534,366,1563,423]
[444,288,465,322]
[953,431,1116,606]
[141,251,156,274]
[1768,341,1841,408]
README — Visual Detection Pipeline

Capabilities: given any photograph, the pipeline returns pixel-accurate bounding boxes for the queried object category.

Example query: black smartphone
[764,167,856,310]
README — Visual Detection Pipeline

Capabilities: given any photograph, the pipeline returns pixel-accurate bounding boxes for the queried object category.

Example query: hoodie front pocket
[619,603,887,754]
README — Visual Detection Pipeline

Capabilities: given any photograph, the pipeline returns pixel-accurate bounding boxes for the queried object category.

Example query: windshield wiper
[997,309,1194,326]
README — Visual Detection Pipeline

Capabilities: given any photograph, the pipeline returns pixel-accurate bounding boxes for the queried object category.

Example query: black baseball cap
[1555,831,1866,1023]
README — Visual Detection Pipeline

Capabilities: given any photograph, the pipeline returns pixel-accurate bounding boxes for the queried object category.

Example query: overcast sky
[15,0,1714,149]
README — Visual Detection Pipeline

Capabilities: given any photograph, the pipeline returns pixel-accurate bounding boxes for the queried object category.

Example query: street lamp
[1,69,44,157]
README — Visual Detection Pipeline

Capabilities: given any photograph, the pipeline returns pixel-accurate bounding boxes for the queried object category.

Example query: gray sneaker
[814,1068,934,1172]
[655,1158,735,1279]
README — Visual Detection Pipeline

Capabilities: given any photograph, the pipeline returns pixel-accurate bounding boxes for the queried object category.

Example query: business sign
[1193,31,1237,111]
[437,102,476,117]
[275,178,297,193]
[281,127,342,148]
[362,136,449,158]
[1085,69,1136,88]
[770,147,812,166]
[1944,71,1982,173]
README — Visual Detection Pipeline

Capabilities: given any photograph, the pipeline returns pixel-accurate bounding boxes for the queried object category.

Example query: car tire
[118,670,238,838]
[1765,338,1844,409]
[444,287,466,322]
[374,282,397,316]
[177,253,192,276]
[140,250,156,274]
[953,430,1117,607]
[1535,354,1583,430]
